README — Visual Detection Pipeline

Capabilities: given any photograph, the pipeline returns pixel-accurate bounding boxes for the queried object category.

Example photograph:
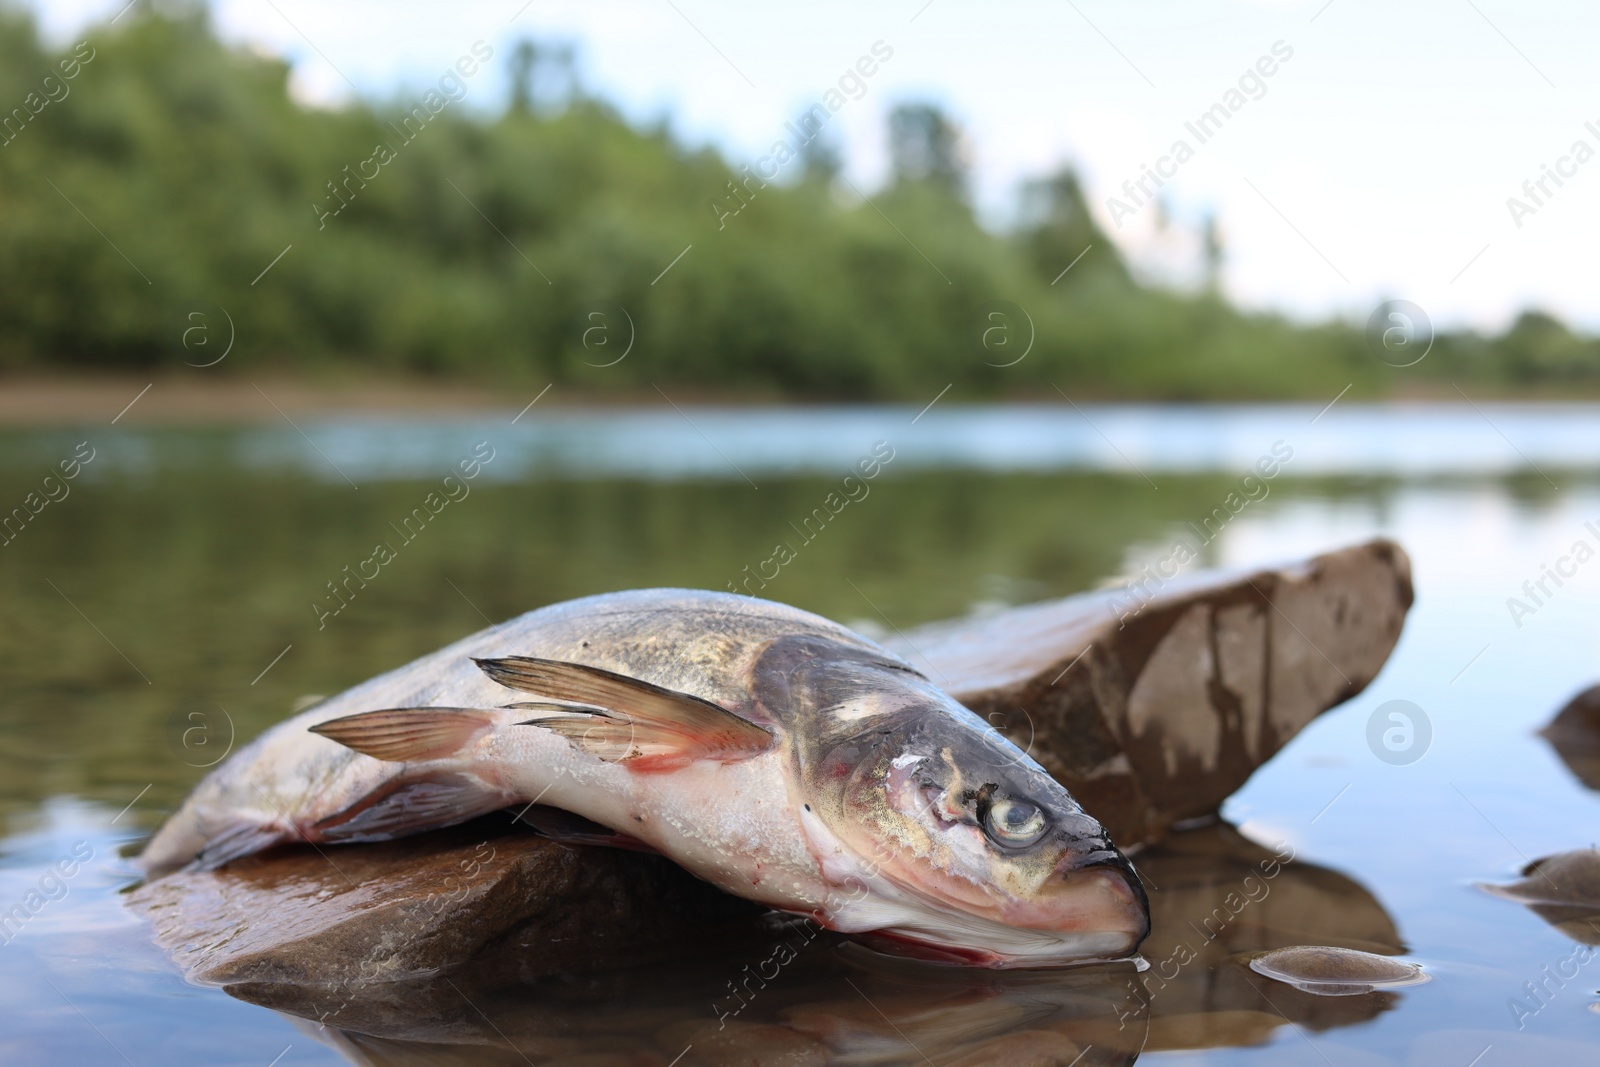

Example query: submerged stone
[1541,687,1600,792]
[1489,849,1600,906]
[1247,945,1427,996]
[1483,849,1600,944]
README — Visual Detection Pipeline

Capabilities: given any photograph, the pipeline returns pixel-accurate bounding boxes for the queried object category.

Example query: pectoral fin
[314,771,513,843]
[186,813,294,872]
[475,655,772,771]
[309,707,497,763]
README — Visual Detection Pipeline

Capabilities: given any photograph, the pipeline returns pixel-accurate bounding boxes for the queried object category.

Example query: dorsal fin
[475,655,772,772]
[309,707,496,763]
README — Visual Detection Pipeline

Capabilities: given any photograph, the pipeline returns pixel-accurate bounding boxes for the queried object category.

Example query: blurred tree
[508,38,576,115]
[798,128,841,184]
[508,40,536,114]
[0,7,1580,399]
[887,102,966,197]
[1499,311,1599,383]
[1201,213,1223,292]
[1017,168,1126,285]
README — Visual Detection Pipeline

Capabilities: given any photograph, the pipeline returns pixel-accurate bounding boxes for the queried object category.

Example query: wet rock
[893,538,1413,844]
[1539,685,1600,792]
[1247,945,1427,996]
[128,819,763,990]
[1489,849,1600,907]
[1484,849,1600,944]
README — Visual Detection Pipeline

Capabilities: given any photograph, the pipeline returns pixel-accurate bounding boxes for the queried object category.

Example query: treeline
[0,6,1594,399]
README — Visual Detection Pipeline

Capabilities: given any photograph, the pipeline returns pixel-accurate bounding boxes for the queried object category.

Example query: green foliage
[0,7,1593,397]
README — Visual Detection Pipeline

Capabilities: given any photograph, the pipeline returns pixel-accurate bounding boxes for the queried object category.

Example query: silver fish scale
[486,590,895,720]
[143,589,901,872]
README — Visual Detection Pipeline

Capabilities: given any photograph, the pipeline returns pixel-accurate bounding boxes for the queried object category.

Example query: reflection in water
[1502,684,1600,944]
[1126,822,1406,1049]
[1540,683,1600,793]
[242,937,1147,1067]
[209,821,1411,1065]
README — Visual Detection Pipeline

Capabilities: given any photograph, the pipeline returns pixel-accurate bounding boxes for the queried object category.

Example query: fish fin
[315,771,513,843]
[309,707,497,763]
[186,814,293,872]
[476,655,772,770]
[512,804,660,854]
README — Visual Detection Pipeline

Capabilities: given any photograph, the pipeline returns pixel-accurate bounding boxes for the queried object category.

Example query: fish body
[143,589,1148,966]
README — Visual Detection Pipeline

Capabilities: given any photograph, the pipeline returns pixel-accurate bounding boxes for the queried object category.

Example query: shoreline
[0,374,1596,426]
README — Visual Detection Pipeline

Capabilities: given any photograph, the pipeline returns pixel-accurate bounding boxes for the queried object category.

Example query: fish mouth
[845,852,1150,969]
[1051,850,1150,956]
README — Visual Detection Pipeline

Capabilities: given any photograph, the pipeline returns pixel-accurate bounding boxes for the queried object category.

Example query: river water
[1,402,1597,1065]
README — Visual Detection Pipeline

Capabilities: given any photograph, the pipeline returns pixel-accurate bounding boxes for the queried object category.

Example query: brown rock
[1540,685,1600,791]
[129,819,762,991]
[1489,849,1600,909]
[1483,848,1600,944]
[894,538,1413,843]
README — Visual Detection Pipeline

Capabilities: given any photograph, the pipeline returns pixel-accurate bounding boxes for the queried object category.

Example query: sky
[26,0,1600,335]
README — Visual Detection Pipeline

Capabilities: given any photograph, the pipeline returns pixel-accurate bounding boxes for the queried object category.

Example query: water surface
[2,403,1598,1065]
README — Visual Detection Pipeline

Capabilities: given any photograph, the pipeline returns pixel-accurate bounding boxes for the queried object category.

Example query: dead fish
[142,589,1149,967]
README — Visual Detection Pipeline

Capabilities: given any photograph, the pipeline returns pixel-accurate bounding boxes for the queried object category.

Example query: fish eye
[984,797,1048,848]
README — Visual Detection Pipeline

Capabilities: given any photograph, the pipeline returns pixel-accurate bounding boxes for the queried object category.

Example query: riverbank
[4,374,1598,427]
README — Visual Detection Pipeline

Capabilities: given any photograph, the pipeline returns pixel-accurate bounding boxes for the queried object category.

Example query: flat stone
[891,538,1413,844]
[129,819,763,991]
[1489,849,1600,907]
[1484,849,1600,944]
[1540,685,1600,792]
[1247,945,1427,996]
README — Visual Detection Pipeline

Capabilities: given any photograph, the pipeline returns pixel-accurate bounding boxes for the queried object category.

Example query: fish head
[805,693,1149,967]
